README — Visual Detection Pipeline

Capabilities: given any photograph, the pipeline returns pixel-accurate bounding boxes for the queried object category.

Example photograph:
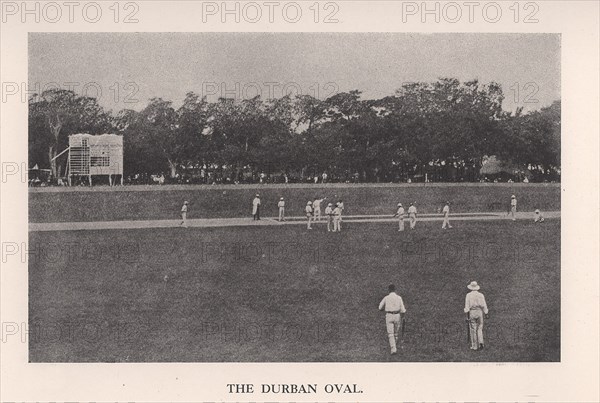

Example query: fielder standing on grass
[180,201,189,228]
[464,281,489,351]
[392,203,405,231]
[510,194,517,221]
[305,200,314,229]
[378,284,407,355]
[408,202,417,229]
[442,201,453,229]
[252,194,261,220]
[325,202,334,232]
[313,197,326,221]
[278,197,285,221]
[332,202,342,232]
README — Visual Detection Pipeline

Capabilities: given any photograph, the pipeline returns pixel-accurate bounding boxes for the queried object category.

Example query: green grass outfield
[29,219,560,362]
[29,182,561,223]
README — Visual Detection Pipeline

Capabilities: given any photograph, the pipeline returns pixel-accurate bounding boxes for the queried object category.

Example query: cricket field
[28,183,560,362]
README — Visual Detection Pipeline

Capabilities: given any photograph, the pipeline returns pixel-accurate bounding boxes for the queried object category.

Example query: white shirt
[325,206,333,215]
[379,292,406,313]
[442,205,450,215]
[181,205,188,213]
[278,201,285,208]
[511,198,517,207]
[408,205,417,215]
[333,207,342,217]
[305,205,313,214]
[464,291,489,314]
[313,199,323,209]
[252,197,261,214]
[338,202,344,211]
[396,207,405,216]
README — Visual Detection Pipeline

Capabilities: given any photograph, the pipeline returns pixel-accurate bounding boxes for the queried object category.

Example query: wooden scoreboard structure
[67,134,123,186]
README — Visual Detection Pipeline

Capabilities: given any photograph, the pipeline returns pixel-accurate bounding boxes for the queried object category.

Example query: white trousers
[385,313,401,352]
[409,213,417,229]
[442,215,451,228]
[468,309,484,349]
[181,212,187,226]
[333,217,341,232]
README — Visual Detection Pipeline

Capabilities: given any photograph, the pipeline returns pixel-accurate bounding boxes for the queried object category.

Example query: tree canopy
[28,78,561,183]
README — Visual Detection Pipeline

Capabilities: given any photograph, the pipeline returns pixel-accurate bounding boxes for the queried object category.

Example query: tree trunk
[48,146,57,178]
[167,159,177,178]
[48,114,62,179]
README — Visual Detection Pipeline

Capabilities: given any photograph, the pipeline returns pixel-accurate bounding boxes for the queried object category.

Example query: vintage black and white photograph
[27,32,561,363]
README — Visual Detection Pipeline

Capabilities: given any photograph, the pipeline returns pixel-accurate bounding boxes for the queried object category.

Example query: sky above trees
[29,33,560,113]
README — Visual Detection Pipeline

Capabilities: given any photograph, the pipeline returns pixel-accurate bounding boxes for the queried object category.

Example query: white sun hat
[467,281,480,291]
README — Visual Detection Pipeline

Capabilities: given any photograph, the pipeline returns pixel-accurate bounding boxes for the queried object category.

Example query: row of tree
[29,78,560,183]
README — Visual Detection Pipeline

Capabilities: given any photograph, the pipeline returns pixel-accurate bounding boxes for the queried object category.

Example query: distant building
[67,134,123,186]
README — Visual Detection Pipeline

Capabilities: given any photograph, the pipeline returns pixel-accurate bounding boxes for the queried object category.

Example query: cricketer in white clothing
[313,197,325,221]
[408,203,417,229]
[332,204,342,232]
[252,194,261,220]
[325,203,334,232]
[510,195,517,221]
[442,202,452,229]
[305,201,314,229]
[180,201,189,228]
[393,203,405,231]
[378,284,407,355]
[464,281,489,351]
[278,197,285,221]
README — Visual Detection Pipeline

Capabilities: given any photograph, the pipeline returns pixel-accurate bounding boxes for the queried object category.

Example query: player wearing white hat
[278,197,286,221]
[510,195,517,221]
[305,201,314,229]
[180,201,189,228]
[325,202,334,232]
[392,203,405,231]
[464,281,489,351]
